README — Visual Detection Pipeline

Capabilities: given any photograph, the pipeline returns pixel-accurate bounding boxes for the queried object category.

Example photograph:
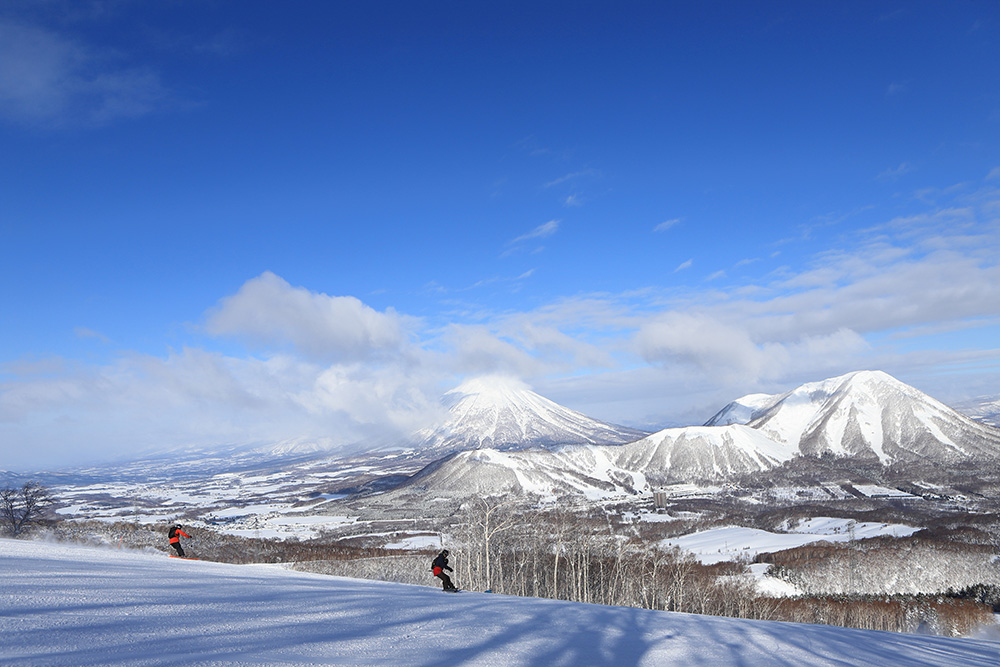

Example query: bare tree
[0,481,51,537]
[468,495,517,591]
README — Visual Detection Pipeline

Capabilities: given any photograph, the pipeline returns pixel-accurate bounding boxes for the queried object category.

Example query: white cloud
[633,317,866,388]
[654,219,681,233]
[0,346,445,470]
[675,259,694,272]
[443,324,544,378]
[635,312,771,383]
[204,272,410,362]
[627,191,998,391]
[297,363,446,435]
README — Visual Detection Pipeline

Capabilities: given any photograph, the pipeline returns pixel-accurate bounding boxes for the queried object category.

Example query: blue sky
[2,1,999,470]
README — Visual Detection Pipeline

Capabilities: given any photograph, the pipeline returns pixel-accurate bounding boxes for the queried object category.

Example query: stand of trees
[439,498,992,637]
[759,534,1000,595]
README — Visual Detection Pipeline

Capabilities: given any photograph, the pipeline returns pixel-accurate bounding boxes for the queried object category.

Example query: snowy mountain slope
[403,424,797,498]
[2,539,998,666]
[609,424,798,482]
[411,376,648,454]
[404,446,646,499]
[707,371,1000,464]
[705,393,778,426]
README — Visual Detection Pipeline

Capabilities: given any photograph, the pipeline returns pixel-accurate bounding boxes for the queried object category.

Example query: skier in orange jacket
[168,524,191,557]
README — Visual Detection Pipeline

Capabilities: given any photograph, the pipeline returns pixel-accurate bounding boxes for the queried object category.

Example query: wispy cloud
[877,162,915,180]
[675,259,694,272]
[654,219,681,233]
[514,136,551,157]
[509,220,560,245]
[886,82,907,96]
[630,189,1000,387]
[74,327,110,343]
[0,19,172,127]
[544,170,598,188]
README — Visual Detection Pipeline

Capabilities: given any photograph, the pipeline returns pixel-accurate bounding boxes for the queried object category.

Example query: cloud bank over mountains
[2,178,999,470]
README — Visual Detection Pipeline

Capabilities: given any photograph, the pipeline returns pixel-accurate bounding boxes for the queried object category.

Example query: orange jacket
[169,529,191,544]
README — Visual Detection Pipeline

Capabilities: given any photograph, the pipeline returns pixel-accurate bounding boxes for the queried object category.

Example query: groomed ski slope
[2,539,999,667]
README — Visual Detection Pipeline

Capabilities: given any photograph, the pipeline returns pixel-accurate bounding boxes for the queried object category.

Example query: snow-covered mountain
[399,371,1000,500]
[402,423,800,498]
[708,370,1000,465]
[610,424,799,480]
[410,376,648,454]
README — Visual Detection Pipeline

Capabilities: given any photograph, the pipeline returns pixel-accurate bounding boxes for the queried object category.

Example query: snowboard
[169,555,199,560]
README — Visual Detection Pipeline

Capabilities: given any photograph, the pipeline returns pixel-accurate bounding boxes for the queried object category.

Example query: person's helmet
[441,549,449,556]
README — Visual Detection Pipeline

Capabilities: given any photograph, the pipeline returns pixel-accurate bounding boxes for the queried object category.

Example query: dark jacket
[432,553,453,573]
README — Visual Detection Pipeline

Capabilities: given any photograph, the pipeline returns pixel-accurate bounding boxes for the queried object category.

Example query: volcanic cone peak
[414,375,648,454]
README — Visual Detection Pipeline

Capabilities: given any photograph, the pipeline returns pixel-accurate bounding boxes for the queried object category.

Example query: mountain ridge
[394,370,1000,500]
[710,370,1000,464]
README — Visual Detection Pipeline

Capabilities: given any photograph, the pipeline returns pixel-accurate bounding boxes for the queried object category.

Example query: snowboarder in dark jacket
[168,524,191,557]
[432,549,457,591]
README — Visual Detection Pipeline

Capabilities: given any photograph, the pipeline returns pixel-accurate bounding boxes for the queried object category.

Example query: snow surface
[2,539,999,667]
[662,520,919,565]
[783,517,918,538]
[747,563,803,597]
[852,484,919,499]
[383,534,443,550]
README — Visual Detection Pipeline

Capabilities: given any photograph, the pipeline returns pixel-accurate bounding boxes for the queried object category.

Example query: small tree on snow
[0,481,51,537]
